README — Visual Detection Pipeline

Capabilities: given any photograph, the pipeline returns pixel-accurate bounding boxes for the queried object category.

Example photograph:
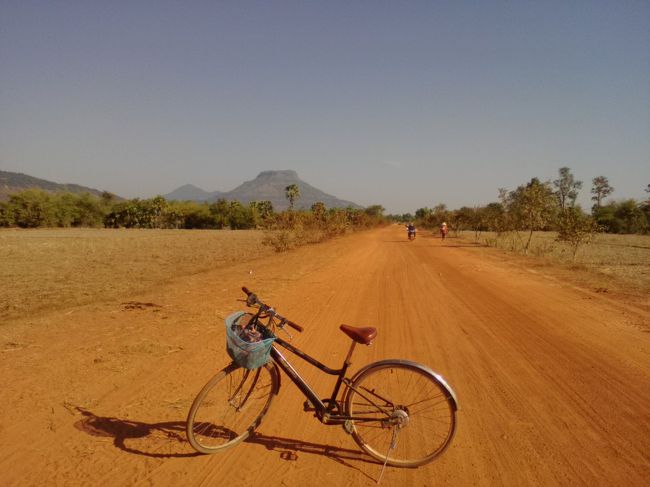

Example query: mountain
[163,184,223,202]
[218,170,360,211]
[2,169,361,211]
[165,170,360,210]
[0,170,109,201]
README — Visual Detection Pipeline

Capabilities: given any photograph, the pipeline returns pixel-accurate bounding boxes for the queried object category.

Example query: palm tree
[285,184,300,211]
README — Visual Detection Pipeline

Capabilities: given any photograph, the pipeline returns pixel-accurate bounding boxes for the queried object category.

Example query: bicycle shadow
[73,407,197,458]
[73,407,381,474]
[248,431,382,473]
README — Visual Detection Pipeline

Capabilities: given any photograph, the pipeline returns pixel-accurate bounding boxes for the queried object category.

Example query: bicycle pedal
[343,420,354,435]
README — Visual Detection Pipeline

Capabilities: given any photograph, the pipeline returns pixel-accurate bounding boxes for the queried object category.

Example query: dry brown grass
[0,228,273,321]
[458,230,650,307]
[3,227,648,323]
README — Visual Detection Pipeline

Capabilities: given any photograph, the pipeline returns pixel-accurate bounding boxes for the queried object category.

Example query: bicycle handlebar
[241,287,304,332]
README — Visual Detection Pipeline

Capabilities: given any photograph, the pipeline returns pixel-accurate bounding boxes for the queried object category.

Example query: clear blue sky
[1,1,648,214]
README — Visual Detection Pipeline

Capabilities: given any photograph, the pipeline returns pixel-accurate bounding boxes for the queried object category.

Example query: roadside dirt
[1,226,648,486]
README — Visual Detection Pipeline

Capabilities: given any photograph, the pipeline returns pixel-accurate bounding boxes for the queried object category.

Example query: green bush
[0,201,14,227]
[8,190,56,228]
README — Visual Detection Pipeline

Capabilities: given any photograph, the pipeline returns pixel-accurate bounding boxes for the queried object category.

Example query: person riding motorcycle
[406,223,416,240]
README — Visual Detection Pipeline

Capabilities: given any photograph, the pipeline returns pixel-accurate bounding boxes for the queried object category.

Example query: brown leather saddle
[339,324,377,345]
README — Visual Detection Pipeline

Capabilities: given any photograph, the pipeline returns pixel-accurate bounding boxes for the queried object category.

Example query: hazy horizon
[1,1,648,214]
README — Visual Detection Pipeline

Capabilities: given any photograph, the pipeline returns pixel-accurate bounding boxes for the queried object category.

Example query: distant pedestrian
[440,222,448,240]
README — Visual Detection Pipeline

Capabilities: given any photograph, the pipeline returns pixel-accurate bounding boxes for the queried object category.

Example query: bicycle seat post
[344,340,357,366]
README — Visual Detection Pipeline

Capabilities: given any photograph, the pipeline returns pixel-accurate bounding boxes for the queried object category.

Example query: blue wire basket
[225,311,275,369]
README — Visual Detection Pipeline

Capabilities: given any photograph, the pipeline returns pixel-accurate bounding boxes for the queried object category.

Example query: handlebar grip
[242,286,252,296]
[286,320,304,332]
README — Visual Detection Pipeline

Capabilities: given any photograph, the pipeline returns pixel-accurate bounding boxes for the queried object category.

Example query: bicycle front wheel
[186,362,279,454]
[344,360,457,467]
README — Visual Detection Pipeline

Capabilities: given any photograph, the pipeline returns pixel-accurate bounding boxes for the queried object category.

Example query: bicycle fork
[228,369,259,412]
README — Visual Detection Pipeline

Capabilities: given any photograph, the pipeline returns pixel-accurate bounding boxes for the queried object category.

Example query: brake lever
[277,318,293,340]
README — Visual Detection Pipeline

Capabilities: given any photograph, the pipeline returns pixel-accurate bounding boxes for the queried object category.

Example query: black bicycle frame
[248,303,391,424]
[269,336,389,425]
[270,336,349,418]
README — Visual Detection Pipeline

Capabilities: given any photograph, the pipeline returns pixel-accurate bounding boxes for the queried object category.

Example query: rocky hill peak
[255,170,299,181]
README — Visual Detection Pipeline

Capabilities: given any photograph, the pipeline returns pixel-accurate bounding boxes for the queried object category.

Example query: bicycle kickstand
[376,426,399,485]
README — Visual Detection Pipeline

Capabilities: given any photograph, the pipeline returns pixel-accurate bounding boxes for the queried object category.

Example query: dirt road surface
[1,226,649,486]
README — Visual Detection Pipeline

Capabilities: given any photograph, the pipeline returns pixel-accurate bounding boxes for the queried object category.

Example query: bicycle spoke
[186,363,278,454]
[345,362,456,467]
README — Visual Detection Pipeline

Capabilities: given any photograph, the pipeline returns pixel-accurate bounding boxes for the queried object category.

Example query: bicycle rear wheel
[186,362,279,454]
[344,360,457,467]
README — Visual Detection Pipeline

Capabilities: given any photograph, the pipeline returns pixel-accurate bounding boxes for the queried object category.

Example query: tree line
[395,169,649,258]
[0,186,386,235]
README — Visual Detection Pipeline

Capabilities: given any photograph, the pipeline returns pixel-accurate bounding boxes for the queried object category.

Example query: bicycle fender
[350,359,459,411]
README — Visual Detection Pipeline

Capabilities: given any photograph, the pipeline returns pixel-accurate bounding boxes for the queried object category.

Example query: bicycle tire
[186,361,279,454]
[344,360,457,467]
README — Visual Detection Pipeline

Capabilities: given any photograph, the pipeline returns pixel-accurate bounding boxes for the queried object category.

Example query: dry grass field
[457,230,650,307]
[0,228,274,321]
[2,227,648,323]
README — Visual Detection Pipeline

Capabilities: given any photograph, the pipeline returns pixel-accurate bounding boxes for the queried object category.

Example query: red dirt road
[1,226,649,486]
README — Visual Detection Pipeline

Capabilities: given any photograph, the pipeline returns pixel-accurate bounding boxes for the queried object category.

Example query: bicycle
[186,287,458,470]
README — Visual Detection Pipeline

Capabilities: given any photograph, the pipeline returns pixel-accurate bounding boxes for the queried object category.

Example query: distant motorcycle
[406,225,416,241]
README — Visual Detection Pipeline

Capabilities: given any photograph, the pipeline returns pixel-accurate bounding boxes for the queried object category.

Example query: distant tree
[104,199,142,228]
[433,203,447,214]
[228,201,255,229]
[149,196,168,228]
[641,187,650,233]
[182,202,214,229]
[414,207,431,220]
[592,203,618,233]
[0,201,13,227]
[483,202,507,233]
[556,207,600,261]
[364,205,385,219]
[507,178,556,253]
[162,200,195,228]
[100,191,117,205]
[118,197,164,228]
[463,206,488,239]
[8,190,55,228]
[311,201,327,221]
[453,206,476,235]
[594,200,648,234]
[553,167,582,214]
[614,199,648,234]
[250,200,274,222]
[52,192,77,227]
[103,196,169,228]
[206,199,230,229]
[591,176,614,210]
[285,184,300,211]
[69,193,105,227]
[431,203,449,228]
